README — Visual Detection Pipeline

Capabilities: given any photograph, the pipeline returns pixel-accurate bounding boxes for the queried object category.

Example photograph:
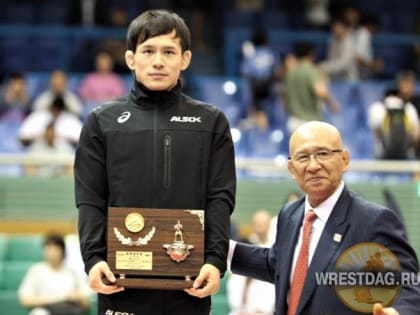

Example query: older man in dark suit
[229,121,420,315]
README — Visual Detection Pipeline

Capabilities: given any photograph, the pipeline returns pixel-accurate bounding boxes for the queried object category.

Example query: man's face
[125,30,191,91]
[288,127,350,207]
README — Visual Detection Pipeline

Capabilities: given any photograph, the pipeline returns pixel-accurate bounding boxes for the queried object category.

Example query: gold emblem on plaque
[125,212,145,233]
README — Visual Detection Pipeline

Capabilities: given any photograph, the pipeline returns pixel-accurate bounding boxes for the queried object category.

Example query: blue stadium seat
[193,76,249,127]
[357,81,387,107]
[262,11,289,30]
[243,127,286,158]
[37,1,70,25]
[32,39,70,71]
[0,39,35,72]
[2,4,36,24]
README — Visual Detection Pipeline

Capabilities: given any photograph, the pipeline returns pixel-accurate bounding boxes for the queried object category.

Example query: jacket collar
[130,80,182,110]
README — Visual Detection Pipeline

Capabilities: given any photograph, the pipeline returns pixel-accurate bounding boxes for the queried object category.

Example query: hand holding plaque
[107,207,204,290]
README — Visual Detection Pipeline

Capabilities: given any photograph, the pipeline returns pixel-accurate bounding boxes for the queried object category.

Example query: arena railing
[0,153,418,175]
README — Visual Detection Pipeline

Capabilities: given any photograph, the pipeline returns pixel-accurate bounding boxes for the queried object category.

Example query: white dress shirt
[289,181,345,284]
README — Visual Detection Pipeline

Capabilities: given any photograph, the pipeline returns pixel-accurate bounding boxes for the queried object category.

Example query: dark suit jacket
[231,186,420,315]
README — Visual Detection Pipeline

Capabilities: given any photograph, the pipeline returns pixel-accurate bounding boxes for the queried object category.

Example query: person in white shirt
[353,15,383,79]
[32,70,83,116]
[320,17,358,81]
[18,95,82,147]
[368,89,419,159]
[18,233,91,315]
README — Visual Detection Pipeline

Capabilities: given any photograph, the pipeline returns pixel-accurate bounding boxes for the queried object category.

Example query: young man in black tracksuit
[74,10,236,315]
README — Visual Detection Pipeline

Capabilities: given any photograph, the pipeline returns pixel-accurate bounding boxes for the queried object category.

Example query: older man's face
[287,124,350,207]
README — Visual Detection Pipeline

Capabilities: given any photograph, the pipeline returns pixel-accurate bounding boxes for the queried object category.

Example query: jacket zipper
[152,108,158,207]
[164,135,172,188]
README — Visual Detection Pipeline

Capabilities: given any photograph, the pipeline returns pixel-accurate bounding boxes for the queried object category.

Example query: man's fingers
[373,303,384,315]
[193,271,207,289]
[104,269,116,283]
[88,261,124,294]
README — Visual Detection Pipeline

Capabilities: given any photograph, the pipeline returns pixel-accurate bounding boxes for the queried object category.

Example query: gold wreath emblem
[114,227,156,246]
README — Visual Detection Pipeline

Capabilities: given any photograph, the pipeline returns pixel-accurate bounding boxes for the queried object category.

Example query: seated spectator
[18,95,82,147]
[227,210,275,315]
[0,72,30,123]
[24,121,75,177]
[368,89,419,159]
[320,17,358,81]
[18,233,91,315]
[78,51,126,103]
[239,29,279,130]
[33,70,83,116]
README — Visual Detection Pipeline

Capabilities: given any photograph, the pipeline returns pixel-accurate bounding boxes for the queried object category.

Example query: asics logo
[117,111,131,123]
[170,116,202,123]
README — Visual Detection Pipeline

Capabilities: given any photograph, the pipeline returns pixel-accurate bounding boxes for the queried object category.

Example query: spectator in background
[69,0,108,26]
[33,70,83,116]
[342,4,360,35]
[304,0,331,31]
[227,210,275,315]
[283,41,339,133]
[268,191,301,244]
[100,7,130,73]
[368,89,419,160]
[18,95,82,147]
[353,14,383,79]
[24,121,75,177]
[18,233,91,315]
[78,51,126,104]
[320,16,358,81]
[407,12,420,78]
[396,70,420,116]
[0,73,30,122]
[395,71,420,158]
[239,29,278,130]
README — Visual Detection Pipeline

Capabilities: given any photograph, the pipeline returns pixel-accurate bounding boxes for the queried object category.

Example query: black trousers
[98,289,211,315]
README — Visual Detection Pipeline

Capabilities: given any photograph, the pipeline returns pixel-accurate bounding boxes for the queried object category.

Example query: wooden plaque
[107,207,204,290]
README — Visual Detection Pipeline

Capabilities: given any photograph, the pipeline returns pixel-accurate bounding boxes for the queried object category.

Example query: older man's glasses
[289,149,343,165]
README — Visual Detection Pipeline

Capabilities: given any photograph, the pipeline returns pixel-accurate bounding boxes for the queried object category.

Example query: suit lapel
[296,187,352,314]
[277,201,305,313]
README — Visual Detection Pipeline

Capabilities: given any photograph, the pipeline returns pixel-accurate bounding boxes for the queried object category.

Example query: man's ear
[125,50,135,70]
[287,160,297,179]
[181,50,192,70]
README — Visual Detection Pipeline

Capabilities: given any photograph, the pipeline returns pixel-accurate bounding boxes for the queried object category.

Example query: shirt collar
[130,80,182,110]
[304,181,345,223]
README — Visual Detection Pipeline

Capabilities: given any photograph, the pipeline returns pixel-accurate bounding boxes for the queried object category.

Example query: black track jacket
[74,81,236,314]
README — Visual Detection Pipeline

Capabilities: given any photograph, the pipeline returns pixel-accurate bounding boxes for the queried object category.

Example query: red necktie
[287,210,317,315]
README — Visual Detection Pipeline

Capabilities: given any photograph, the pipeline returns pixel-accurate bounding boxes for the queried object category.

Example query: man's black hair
[126,9,191,52]
[293,41,315,58]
